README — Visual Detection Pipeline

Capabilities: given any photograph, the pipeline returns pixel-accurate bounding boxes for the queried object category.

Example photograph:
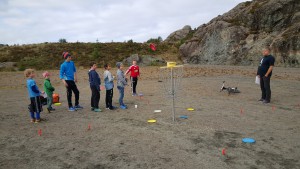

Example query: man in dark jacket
[257,47,275,104]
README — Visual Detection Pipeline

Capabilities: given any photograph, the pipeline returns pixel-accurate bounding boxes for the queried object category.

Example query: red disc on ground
[222,148,226,155]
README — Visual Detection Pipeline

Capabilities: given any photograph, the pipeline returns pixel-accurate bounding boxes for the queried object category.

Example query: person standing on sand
[88,63,102,112]
[256,47,275,104]
[43,71,55,113]
[125,60,140,96]
[24,69,43,123]
[116,62,128,109]
[104,63,117,110]
[60,52,83,111]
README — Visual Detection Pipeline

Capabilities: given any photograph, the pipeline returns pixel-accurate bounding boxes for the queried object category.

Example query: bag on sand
[40,96,47,105]
[255,76,260,85]
[52,93,60,103]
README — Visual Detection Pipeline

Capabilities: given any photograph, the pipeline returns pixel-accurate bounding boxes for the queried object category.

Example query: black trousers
[28,96,43,113]
[106,88,113,108]
[131,77,138,94]
[65,80,80,108]
[260,76,271,101]
[91,85,100,108]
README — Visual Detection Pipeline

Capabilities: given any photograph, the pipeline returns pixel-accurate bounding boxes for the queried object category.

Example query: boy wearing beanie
[59,52,83,111]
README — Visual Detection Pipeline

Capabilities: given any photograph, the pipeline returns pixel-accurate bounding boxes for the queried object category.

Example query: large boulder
[165,25,192,43]
[175,0,300,66]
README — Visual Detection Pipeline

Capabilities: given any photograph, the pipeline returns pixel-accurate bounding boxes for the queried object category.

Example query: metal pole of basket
[160,62,183,123]
[171,67,175,122]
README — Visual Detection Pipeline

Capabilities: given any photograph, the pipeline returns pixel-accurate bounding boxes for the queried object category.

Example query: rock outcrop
[168,0,300,66]
[165,25,193,43]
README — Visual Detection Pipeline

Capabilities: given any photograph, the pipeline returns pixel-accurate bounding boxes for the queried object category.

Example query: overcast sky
[0,0,248,45]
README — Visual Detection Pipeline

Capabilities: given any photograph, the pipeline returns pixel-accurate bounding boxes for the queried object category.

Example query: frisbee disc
[187,108,194,111]
[54,102,61,106]
[180,115,188,119]
[147,119,156,123]
[154,110,162,113]
[242,138,256,143]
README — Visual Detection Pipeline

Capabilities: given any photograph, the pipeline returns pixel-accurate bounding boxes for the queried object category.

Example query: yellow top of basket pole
[167,62,176,68]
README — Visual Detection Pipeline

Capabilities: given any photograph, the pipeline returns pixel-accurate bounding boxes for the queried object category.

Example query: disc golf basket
[159,62,184,122]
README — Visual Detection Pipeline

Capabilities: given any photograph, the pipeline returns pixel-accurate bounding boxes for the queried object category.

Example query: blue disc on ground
[242,138,256,143]
[180,115,188,119]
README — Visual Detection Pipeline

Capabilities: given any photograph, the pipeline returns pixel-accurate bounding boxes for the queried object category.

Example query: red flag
[150,43,156,51]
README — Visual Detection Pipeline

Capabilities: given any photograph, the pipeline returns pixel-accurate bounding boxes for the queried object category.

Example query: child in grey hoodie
[116,62,128,109]
[104,63,116,110]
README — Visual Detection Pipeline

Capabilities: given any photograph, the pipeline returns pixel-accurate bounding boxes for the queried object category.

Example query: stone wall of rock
[167,0,300,66]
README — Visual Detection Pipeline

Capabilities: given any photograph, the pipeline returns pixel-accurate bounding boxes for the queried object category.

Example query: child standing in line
[103,63,117,110]
[43,71,55,113]
[88,63,101,112]
[59,52,83,111]
[116,62,128,109]
[24,69,43,123]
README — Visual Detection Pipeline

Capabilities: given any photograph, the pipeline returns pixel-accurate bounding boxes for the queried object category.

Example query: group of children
[25,51,140,123]
[24,69,55,123]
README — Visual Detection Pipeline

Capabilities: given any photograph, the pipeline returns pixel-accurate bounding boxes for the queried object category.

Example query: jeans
[30,112,40,119]
[117,86,124,106]
[260,76,271,101]
[47,96,53,109]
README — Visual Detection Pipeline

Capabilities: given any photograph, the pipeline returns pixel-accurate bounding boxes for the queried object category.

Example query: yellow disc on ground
[54,102,61,106]
[187,108,194,111]
[147,119,157,123]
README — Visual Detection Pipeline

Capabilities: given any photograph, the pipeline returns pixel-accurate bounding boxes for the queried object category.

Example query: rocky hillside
[166,0,300,67]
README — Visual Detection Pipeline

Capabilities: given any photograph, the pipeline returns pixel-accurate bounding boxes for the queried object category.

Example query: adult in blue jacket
[60,52,83,111]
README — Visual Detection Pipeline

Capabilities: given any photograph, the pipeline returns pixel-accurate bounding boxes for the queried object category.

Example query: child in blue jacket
[24,69,43,123]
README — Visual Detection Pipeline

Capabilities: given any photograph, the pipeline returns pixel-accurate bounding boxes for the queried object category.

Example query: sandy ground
[0,65,300,169]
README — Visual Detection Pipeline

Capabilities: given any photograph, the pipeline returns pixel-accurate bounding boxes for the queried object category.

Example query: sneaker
[35,119,41,123]
[108,106,117,110]
[31,119,36,123]
[132,93,137,96]
[122,104,128,108]
[47,108,51,113]
[120,105,127,109]
[258,98,264,102]
[94,108,102,112]
[68,107,76,111]
[106,107,109,110]
[263,100,270,104]
[49,107,55,111]
[74,105,83,110]
[91,107,95,111]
